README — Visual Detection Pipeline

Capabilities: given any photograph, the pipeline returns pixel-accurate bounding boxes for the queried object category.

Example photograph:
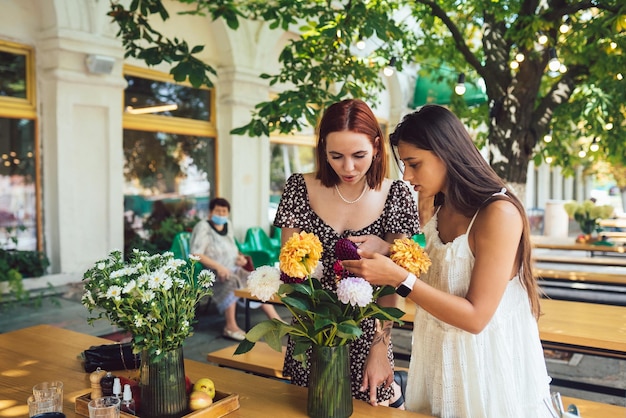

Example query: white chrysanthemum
[141,290,155,303]
[134,315,144,328]
[198,270,216,287]
[189,254,200,261]
[311,261,324,279]
[148,271,169,289]
[161,276,173,291]
[247,265,281,302]
[123,279,136,294]
[336,277,373,307]
[105,285,123,301]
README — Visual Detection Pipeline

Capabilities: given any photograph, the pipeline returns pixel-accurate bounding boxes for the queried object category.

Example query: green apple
[192,377,216,399]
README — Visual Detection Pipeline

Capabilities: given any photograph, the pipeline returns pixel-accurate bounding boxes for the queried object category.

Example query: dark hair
[209,197,230,212]
[315,99,387,189]
[390,105,540,318]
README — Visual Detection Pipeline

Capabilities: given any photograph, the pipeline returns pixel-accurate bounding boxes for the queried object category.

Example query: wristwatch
[395,273,417,297]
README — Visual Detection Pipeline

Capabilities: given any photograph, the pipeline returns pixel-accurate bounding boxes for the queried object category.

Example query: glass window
[0,41,38,251]
[122,67,216,252]
[0,51,27,99]
[125,75,211,121]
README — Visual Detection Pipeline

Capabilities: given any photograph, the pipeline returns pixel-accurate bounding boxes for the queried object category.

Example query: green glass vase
[307,344,353,418]
[140,346,187,418]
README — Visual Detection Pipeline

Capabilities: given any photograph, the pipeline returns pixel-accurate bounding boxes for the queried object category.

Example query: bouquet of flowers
[82,249,215,361]
[235,231,431,361]
[563,200,614,235]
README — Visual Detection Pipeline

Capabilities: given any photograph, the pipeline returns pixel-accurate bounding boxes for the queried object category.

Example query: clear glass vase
[140,346,187,418]
[307,344,353,418]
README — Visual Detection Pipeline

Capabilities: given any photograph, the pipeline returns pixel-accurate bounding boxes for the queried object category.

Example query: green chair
[269,226,282,253]
[170,231,192,260]
[245,250,272,268]
[243,227,279,264]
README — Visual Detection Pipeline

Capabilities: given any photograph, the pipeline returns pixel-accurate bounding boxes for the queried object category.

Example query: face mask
[210,215,228,225]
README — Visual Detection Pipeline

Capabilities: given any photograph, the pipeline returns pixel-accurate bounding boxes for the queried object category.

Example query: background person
[190,197,282,341]
[273,99,420,407]
[342,105,553,417]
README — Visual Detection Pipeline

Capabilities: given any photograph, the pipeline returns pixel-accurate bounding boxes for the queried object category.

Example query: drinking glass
[32,381,63,413]
[88,397,120,418]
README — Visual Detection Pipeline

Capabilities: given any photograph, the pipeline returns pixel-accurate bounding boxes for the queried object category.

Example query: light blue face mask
[210,215,228,225]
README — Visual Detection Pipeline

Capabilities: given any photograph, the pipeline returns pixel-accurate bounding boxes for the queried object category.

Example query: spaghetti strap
[467,188,508,234]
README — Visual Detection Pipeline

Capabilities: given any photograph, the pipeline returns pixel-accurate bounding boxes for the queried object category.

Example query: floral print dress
[273,173,419,402]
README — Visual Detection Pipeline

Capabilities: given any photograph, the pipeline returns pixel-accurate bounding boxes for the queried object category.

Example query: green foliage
[108,0,626,184]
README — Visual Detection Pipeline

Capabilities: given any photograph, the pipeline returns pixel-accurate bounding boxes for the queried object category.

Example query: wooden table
[532,235,626,254]
[0,325,429,418]
[237,288,626,360]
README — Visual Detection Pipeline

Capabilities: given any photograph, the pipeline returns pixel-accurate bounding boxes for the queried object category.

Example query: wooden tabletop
[534,267,626,286]
[236,289,626,359]
[0,325,429,418]
[531,235,626,254]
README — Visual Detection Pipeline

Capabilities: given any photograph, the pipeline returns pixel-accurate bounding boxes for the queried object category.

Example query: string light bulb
[548,48,561,72]
[356,39,366,50]
[383,57,396,77]
[538,32,548,45]
[543,130,553,143]
[454,73,466,95]
[590,138,599,152]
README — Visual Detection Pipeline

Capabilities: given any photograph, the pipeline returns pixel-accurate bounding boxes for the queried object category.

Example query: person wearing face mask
[190,197,282,341]
[273,99,420,409]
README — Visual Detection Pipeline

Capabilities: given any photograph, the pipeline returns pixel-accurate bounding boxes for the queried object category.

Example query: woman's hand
[216,264,231,282]
[342,249,407,288]
[348,235,391,255]
[360,328,394,406]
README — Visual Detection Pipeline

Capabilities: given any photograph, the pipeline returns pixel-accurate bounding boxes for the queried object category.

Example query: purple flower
[335,239,360,261]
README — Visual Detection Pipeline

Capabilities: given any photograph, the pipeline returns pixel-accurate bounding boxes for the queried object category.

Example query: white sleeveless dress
[405,210,553,417]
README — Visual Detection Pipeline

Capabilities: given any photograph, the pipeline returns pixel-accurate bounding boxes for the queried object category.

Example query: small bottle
[112,377,122,399]
[121,384,136,415]
[100,372,115,397]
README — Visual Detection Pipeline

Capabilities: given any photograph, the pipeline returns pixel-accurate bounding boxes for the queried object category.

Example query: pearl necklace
[334,183,369,204]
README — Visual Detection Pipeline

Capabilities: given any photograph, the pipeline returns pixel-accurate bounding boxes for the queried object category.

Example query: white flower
[123,279,136,294]
[311,261,324,279]
[105,285,123,301]
[97,262,106,270]
[247,266,281,302]
[198,269,216,287]
[189,254,200,261]
[336,276,373,307]
[141,290,155,303]
[82,290,95,306]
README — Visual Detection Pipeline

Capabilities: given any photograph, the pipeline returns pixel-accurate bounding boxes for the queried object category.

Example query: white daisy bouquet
[82,249,215,361]
[235,232,405,360]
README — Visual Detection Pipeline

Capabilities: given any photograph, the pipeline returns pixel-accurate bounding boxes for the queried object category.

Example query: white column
[525,161,536,208]
[38,29,125,274]
[216,66,271,240]
[551,166,564,200]
[536,163,551,209]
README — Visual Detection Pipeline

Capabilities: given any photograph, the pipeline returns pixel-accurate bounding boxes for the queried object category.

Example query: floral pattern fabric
[273,173,419,402]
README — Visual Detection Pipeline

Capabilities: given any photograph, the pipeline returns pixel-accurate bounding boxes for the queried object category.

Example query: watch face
[396,284,411,297]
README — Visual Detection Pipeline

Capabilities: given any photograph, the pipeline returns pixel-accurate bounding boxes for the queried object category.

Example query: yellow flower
[390,237,431,277]
[279,231,323,278]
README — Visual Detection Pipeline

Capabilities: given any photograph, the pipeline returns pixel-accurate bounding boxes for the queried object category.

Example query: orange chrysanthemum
[279,231,323,279]
[389,237,431,277]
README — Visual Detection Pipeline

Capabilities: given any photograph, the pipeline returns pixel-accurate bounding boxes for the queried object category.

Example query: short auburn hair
[315,99,387,189]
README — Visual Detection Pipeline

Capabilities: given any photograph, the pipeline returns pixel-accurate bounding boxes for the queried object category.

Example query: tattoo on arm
[372,320,392,347]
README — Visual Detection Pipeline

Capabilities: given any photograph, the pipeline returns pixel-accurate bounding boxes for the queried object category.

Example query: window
[0,41,39,251]
[123,66,216,237]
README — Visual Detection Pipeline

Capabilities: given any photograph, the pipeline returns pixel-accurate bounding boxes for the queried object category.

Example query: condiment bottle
[121,384,136,415]
[112,377,122,399]
[89,368,108,399]
[100,372,115,397]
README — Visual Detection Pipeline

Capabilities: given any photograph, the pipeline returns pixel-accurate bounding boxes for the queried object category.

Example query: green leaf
[234,339,255,355]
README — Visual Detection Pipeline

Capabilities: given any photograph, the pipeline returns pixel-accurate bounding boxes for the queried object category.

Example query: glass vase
[140,346,187,418]
[307,344,353,418]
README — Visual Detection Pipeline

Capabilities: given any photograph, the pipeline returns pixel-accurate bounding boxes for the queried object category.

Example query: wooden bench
[207,341,287,379]
[532,253,626,267]
[534,268,626,286]
[205,343,625,417]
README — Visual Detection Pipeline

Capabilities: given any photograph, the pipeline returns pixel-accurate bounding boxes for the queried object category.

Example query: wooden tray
[75,390,240,418]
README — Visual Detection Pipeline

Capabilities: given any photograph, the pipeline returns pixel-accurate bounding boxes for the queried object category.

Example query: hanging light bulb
[546,156,553,164]
[538,32,548,45]
[356,39,366,50]
[510,61,520,70]
[578,149,587,158]
[383,57,396,77]
[454,73,466,95]
[559,17,570,34]
[548,48,561,72]
[590,138,599,152]
[515,53,525,62]
[543,130,553,143]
